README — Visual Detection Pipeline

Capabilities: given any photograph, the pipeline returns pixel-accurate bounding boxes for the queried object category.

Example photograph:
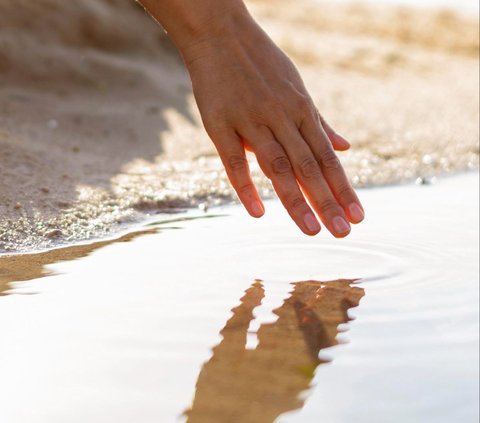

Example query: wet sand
[0,0,478,252]
[0,173,478,422]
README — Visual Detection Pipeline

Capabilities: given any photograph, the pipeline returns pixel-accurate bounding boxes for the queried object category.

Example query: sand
[0,0,478,252]
[0,173,477,422]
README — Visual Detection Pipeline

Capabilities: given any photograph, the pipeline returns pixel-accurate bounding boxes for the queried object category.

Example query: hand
[141,1,365,237]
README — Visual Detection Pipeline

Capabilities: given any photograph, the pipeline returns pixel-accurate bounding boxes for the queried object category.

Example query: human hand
[141,0,365,237]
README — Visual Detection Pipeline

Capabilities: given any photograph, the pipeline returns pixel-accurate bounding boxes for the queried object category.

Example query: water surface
[0,174,478,422]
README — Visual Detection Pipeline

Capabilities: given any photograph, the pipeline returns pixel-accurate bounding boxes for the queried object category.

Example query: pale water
[0,174,478,422]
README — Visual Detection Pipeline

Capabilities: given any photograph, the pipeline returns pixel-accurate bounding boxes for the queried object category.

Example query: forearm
[138,0,252,51]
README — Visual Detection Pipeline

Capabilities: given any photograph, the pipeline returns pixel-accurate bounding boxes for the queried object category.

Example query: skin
[139,0,365,237]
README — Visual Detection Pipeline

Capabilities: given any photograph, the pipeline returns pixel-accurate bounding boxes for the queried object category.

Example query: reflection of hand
[140,0,365,237]
[186,279,364,423]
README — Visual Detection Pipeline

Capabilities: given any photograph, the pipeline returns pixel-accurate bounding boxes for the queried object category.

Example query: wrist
[141,0,252,52]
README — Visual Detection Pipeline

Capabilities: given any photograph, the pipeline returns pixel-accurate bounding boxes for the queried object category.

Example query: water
[0,174,478,422]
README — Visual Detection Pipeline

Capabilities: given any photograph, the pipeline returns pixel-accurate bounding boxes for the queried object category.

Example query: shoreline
[0,168,476,256]
[0,169,479,261]
[0,169,476,256]
[1,171,478,294]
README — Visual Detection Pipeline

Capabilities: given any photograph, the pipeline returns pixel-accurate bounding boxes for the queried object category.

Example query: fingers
[269,122,353,238]
[207,115,363,238]
[319,114,351,151]
[244,126,321,236]
[300,114,365,224]
[210,128,265,218]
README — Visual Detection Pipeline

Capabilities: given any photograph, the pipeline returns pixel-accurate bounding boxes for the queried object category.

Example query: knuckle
[236,182,253,195]
[267,99,284,115]
[204,121,230,140]
[261,141,283,155]
[290,196,307,211]
[271,156,292,175]
[202,109,233,137]
[319,149,340,169]
[335,184,354,200]
[297,95,315,115]
[259,98,286,121]
[315,198,341,215]
[227,154,248,172]
[298,156,321,179]
[203,109,226,126]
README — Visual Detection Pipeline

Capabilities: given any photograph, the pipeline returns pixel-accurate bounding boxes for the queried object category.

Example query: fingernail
[333,216,350,234]
[251,201,265,217]
[337,134,351,148]
[303,213,320,233]
[348,203,365,222]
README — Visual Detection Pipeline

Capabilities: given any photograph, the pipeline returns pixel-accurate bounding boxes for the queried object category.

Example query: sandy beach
[0,0,478,251]
[0,173,478,422]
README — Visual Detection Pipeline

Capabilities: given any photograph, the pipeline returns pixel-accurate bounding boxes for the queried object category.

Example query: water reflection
[0,229,156,295]
[186,279,364,423]
[0,213,224,296]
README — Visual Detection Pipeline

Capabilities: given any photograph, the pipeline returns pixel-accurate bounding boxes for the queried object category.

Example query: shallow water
[0,174,478,423]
